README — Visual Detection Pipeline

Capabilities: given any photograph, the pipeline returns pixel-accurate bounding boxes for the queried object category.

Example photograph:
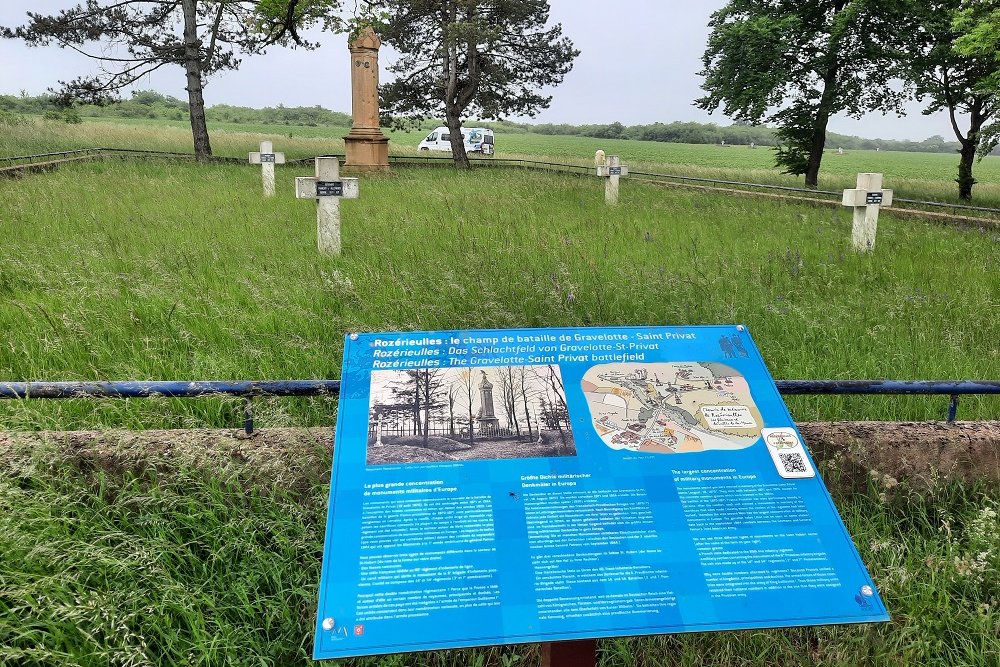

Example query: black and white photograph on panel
[366,364,577,465]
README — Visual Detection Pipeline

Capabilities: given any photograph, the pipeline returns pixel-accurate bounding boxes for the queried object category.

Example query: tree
[378,0,578,168]
[515,366,535,441]
[535,365,569,448]
[895,0,999,200]
[457,368,477,445]
[447,383,462,435]
[496,366,522,440]
[2,1,336,161]
[697,1,907,188]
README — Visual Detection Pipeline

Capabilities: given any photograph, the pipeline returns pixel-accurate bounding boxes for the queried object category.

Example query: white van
[418,126,494,155]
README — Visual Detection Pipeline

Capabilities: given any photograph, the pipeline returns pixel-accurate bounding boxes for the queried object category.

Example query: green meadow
[2,443,997,667]
[1,157,999,429]
[6,116,1000,204]
[1,118,999,666]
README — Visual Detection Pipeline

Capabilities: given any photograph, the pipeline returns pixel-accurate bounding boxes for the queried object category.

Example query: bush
[0,110,32,127]
[63,109,82,124]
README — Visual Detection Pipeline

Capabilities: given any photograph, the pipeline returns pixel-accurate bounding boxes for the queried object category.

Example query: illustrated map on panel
[582,362,763,454]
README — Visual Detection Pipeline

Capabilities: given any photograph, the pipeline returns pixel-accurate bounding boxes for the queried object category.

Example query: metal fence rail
[2,378,998,434]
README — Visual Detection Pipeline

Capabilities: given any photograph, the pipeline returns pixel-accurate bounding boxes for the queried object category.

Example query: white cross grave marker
[248,140,286,197]
[596,154,628,205]
[842,172,893,252]
[295,156,359,255]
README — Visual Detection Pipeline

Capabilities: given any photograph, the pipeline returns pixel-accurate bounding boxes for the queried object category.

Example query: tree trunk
[181,0,212,162]
[956,105,984,202]
[804,113,830,189]
[957,139,977,201]
[445,111,469,169]
[467,398,475,446]
[804,67,838,189]
[521,392,533,441]
[422,372,430,447]
[803,11,845,190]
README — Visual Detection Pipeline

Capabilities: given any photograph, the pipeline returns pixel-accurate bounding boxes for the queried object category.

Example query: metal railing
[2,378,998,435]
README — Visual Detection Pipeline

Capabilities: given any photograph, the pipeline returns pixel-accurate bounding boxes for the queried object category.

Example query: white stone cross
[842,172,893,252]
[595,153,628,205]
[248,140,286,197]
[295,157,359,255]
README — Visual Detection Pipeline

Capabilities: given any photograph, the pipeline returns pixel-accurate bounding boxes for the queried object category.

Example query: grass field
[2,118,999,666]
[5,116,1000,205]
[2,158,999,429]
[2,440,997,666]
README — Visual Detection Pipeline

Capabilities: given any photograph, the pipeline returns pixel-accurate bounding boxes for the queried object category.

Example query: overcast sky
[0,1,960,142]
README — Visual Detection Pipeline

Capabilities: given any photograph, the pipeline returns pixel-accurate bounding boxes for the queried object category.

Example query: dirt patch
[2,422,997,491]
[797,421,1000,492]
[0,427,333,494]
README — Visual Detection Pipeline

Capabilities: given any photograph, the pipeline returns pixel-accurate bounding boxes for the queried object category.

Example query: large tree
[378,0,578,168]
[697,0,907,188]
[2,1,336,161]
[899,0,1000,200]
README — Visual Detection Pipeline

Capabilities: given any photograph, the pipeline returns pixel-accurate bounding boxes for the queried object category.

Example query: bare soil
[2,421,997,492]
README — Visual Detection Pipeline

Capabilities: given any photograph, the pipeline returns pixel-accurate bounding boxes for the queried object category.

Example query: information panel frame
[314,325,888,659]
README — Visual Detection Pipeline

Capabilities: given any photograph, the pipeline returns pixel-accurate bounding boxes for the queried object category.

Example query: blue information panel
[314,326,887,659]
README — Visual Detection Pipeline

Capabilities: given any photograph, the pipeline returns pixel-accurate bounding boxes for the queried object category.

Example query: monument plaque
[316,181,344,197]
[314,325,888,660]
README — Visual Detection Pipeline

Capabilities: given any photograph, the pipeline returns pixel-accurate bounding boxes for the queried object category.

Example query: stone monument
[344,26,390,172]
[477,371,501,432]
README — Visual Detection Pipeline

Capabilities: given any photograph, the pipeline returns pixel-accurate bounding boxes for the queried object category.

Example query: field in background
[4,116,1000,205]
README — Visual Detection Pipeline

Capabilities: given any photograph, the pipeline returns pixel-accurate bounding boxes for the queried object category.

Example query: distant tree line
[0,90,996,153]
[485,118,977,155]
[0,91,351,127]
[3,90,977,156]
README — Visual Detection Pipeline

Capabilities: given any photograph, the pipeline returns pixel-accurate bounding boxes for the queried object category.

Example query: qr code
[779,452,808,473]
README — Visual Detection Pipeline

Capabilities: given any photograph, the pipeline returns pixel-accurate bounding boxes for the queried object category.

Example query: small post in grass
[842,173,892,252]
[295,156,359,255]
[249,140,285,197]
[596,154,628,205]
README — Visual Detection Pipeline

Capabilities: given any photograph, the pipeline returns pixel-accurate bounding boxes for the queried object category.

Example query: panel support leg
[540,639,597,667]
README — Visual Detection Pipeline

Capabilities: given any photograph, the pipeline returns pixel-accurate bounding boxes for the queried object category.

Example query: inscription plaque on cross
[595,154,628,205]
[842,172,893,252]
[295,157,359,255]
[249,140,286,196]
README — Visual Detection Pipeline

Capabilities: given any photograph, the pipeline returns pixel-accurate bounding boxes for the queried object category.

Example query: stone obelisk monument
[343,27,390,172]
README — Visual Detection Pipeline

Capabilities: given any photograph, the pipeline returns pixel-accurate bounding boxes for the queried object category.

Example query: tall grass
[1,160,998,429]
[5,117,1000,205]
[1,444,996,666]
